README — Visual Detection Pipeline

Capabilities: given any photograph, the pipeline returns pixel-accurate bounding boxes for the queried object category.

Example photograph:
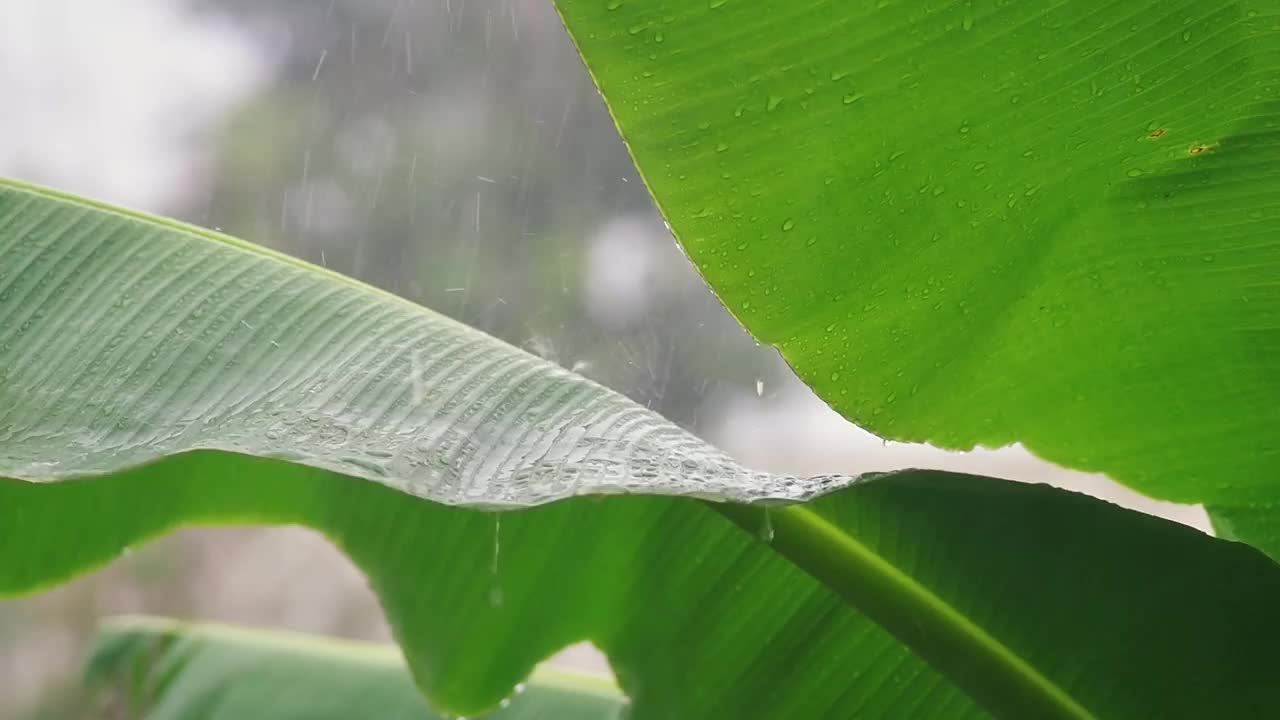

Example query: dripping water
[488,514,503,607]
[758,507,774,543]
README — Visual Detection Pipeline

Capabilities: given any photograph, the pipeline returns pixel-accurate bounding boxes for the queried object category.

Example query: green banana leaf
[551,0,1280,557]
[4,179,1280,718]
[81,617,625,719]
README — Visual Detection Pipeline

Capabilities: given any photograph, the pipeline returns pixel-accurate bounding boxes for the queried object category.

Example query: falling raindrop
[755,379,764,396]
[759,508,774,542]
[489,515,503,608]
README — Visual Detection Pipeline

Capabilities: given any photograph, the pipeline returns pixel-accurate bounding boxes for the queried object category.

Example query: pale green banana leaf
[81,617,625,720]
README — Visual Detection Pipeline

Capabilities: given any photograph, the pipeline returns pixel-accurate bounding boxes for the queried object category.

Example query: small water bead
[781,218,796,231]
[766,96,783,111]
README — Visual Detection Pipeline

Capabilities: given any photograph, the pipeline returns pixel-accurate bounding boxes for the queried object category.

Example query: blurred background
[0,1,1207,717]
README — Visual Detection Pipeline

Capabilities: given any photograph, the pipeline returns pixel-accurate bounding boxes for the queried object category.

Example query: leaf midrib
[713,501,1096,720]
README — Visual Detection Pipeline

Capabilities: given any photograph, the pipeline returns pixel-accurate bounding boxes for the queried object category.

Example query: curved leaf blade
[0,178,834,506]
[8,459,1280,718]
[551,0,1280,554]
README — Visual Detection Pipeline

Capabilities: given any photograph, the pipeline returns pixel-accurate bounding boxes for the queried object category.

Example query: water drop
[962,15,974,31]
[1126,168,1144,177]
[710,0,728,8]
[759,508,775,542]
[1182,29,1192,42]
[766,95,783,111]
[606,0,622,9]
[1202,254,1215,263]
[716,142,729,153]
[781,218,796,231]
[515,683,528,695]
[756,379,764,396]
[489,516,503,607]
[841,92,862,105]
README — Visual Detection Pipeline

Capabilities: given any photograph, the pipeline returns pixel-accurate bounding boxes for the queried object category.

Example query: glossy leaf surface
[552,0,1280,556]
